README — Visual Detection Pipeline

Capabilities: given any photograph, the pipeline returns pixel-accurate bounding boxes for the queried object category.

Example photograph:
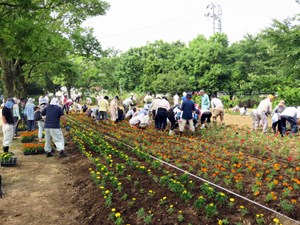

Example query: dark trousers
[281,115,298,135]
[167,111,178,130]
[13,116,19,135]
[27,120,35,131]
[155,108,168,130]
[272,120,282,134]
[201,111,212,124]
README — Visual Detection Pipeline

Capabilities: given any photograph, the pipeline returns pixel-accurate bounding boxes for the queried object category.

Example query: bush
[276,87,300,106]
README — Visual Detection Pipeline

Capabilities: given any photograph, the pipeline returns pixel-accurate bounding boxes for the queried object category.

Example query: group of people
[2,95,70,157]
[252,95,300,135]
[86,90,225,136]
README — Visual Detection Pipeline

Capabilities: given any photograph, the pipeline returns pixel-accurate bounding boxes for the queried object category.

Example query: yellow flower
[209,203,214,206]
[230,198,234,202]
[163,196,167,200]
[179,210,182,214]
[198,195,204,199]
[218,220,223,225]
[111,208,116,212]
[115,212,121,218]
[240,205,244,209]
[99,186,104,189]
[273,218,280,223]
[170,205,173,208]
[132,198,136,201]
[220,192,225,196]
[105,190,110,194]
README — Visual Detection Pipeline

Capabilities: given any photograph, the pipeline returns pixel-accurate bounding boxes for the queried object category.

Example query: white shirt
[211,98,223,109]
[129,114,145,126]
[156,99,170,111]
[257,98,272,113]
[281,107,300,118]
[144,94,152,102]
[123,98,133,106]
[125,109,135,118]
[173,94,179,105]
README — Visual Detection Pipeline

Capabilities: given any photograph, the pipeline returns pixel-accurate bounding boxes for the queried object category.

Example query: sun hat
[278,100,285,107]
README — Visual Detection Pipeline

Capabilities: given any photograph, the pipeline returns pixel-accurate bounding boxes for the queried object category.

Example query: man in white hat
[41,97,69,157]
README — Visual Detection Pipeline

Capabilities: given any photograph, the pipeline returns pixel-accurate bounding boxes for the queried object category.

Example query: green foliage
[276,87,300,106]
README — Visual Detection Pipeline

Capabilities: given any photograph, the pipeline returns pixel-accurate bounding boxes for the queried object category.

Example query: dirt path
[0,135,81,225]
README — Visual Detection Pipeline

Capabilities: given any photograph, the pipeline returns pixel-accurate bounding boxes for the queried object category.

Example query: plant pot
[1,157,17,167]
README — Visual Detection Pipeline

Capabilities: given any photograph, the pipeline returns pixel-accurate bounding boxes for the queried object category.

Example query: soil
[0,114,298,225]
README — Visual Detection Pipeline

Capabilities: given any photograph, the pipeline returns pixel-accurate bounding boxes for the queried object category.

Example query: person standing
[41,98,69,157]
[12,98,21,137]
[109,96,119,123]
[280,106,300,136]
[2,99,15,153]
[24,98,35,131]
[254,95,274,133]
[211,94,224,125]
[37,97,48,142]
[98,96,109,122]
[272,100,286,134]
[155,96,170,131]
[173,93,179,106]
[199,90,210,110]
[179,92,195,136]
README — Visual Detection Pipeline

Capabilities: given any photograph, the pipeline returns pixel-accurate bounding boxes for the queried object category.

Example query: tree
[0,0,109,98]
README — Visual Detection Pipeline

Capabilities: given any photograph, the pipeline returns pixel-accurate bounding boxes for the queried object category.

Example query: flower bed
[67,114,299,224]
[22,143,45,155]
[20,131,37,143]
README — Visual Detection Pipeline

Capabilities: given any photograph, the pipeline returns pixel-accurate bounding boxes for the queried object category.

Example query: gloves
[65,125,71,131]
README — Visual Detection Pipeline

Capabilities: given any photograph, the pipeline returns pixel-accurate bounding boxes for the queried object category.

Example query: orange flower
[273,163,281,171]
[254,191,259,196]
[291,199,297,204]
[273,179,279,185]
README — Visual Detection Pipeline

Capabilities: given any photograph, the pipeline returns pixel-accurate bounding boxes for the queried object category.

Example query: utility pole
[205,2,222,34]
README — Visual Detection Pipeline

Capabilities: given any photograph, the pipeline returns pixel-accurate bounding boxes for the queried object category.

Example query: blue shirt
[42,105,64,129]
[181,99,195,120]
[201,94,210,110]
[24,103,35,120]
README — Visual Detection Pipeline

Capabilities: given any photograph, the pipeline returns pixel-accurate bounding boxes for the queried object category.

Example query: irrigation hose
[67,117,300,224]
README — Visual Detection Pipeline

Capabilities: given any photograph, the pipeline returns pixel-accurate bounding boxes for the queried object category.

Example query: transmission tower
[205,2,222,34]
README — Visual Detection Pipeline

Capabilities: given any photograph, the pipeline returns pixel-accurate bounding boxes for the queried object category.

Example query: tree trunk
[67,86,71,99]
[0,57,15,99]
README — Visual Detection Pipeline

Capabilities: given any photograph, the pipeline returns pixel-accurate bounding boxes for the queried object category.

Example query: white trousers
[255,111,268,133]
[2,124,14,146]
[44,128,65,152]
[38,121,45,139]
[179,119,195,132]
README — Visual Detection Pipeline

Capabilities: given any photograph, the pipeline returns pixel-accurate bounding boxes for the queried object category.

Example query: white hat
[28,98,35,103]
[39,98,48,105]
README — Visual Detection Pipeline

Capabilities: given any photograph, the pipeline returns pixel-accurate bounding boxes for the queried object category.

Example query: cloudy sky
[84,0,300,51]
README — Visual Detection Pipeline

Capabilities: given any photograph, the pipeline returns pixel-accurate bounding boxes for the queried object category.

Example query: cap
[268,95,275,101]
[187,92,192,99]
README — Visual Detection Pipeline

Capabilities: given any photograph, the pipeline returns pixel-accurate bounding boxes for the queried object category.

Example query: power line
[98,9,204,39]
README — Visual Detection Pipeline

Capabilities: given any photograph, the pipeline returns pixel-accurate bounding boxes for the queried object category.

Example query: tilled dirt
[0,130,109,225]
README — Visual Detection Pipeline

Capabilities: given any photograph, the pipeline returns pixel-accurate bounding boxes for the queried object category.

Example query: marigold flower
[230,198,234,202]
[273,218,279,223]
[111,208,116,212]
[240,205,244,209]
[115,212,121,218]
[162,196,167,200]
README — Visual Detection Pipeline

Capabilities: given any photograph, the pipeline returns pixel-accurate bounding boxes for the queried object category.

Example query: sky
[84,0,300,51]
